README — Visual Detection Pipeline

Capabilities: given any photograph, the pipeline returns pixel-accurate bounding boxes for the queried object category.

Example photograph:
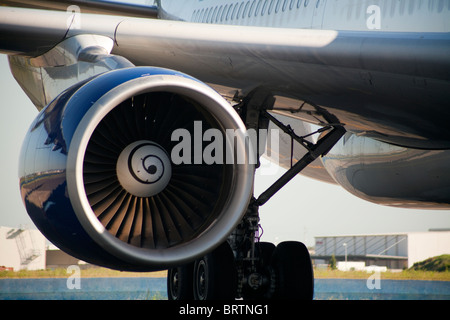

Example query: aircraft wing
[1,0,158,18]
[2,6,449,146]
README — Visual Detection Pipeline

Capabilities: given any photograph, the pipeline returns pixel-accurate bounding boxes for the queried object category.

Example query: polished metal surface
[322,133,450,209]
[8,34,134,110]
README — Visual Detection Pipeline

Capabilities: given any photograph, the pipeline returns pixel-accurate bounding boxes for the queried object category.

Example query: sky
[1,55,449,248]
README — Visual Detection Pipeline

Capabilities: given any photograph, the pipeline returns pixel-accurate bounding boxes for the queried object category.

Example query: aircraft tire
[167,263,194,300]
[193,241,237,300]
[271,241,314,300]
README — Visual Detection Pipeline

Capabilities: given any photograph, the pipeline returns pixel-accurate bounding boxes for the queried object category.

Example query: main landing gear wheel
[167,242,237,300]
[167,263,194,300]
[271,241,314,300]
[193,242,237,300]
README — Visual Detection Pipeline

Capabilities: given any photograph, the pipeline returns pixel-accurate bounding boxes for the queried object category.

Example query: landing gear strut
[167,91,345,300]
[229,199,316,300]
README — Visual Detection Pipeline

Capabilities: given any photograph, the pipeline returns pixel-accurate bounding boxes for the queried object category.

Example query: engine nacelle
[19,67,254,271]
[322,132,450,209]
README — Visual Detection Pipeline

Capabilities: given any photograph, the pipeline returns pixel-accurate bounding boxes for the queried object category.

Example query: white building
[0,226,46,271]
[314,231,450,269]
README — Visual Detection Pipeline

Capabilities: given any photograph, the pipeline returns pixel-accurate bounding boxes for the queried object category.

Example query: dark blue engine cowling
[19,67,254,271]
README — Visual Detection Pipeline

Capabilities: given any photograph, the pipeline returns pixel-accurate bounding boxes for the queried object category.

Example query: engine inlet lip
[67,70,254,268]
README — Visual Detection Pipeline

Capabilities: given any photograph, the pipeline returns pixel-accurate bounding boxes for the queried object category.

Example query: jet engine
[19,67,254,271]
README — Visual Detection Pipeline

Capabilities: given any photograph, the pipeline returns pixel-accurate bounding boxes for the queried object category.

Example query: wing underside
[1,6,450,150]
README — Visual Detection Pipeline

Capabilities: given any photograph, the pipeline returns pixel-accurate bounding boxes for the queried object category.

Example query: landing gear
[167,239,314,300]
[231,200,314,300]
[167,198,315,301]
[241,241,314,300]
[271,241,314,300]
[241,241,275,300]
[193,242,237,300]
[167,90,345,300]
[168,242,237,300]
[167,263,194,300]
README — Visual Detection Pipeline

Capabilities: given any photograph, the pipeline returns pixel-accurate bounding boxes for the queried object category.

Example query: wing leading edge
[1,0,158,18]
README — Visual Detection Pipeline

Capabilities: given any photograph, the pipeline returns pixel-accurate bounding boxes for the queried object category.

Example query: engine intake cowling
[19,67,254,271]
